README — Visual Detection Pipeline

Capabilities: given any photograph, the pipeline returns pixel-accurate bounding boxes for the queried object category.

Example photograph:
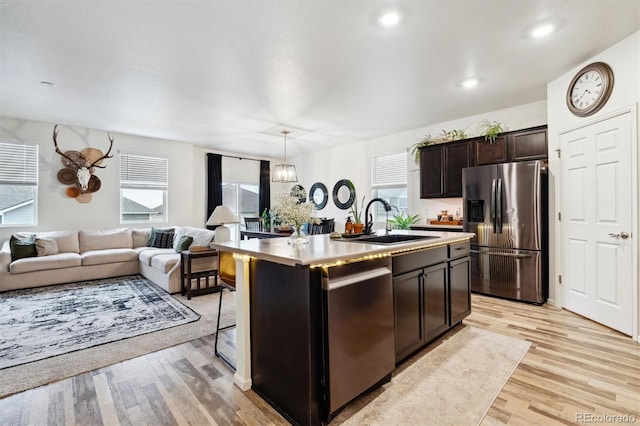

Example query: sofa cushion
[138,248,176,266]
[79,229,133,253]
[147,227,174,246]
[173,226,215,250]
[132,229,150,248]
[150,253,180,274]
[175,235,193,253]
[35,237,59,256]
[10,253,82,274]
[15,230,80,254]
[151,231,174,248]
[10,234,37,261]
[81,249,139,266]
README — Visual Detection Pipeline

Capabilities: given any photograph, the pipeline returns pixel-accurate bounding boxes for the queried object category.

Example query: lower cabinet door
[423,262,449,343]
[393,271,423,362]
[450,256,471,325]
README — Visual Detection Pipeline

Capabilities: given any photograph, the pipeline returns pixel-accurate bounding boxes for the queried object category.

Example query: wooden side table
[180,249,219,300]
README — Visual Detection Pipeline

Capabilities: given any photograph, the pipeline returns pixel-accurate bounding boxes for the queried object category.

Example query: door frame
[556,104,638,341]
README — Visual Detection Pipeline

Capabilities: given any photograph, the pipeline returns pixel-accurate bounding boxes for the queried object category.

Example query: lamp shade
[206,205,240,226]
[272,164,298,183]
[272,130,298,183]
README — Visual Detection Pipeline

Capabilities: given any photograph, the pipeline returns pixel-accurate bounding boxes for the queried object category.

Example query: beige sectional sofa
[0,226,217,294]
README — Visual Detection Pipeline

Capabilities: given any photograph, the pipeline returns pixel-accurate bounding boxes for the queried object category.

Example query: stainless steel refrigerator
[462,160,548,304]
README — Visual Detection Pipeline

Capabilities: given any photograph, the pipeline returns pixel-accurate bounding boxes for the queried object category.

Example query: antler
[52,124,82,169]
[86,132,114,169]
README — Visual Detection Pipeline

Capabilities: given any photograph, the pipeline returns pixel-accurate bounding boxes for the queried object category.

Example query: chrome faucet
[364,198,392,235]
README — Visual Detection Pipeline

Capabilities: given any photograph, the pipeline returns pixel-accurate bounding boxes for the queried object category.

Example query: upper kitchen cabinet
[420,125,547,199]
[472,125,548,165]
[419,140,472,198]
[508,125,548,162]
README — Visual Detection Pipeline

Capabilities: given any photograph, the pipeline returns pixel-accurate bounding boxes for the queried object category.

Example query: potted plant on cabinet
[479,120,504,144]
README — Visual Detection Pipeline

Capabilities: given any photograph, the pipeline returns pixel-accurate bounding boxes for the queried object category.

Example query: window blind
[371,151,407,187]
[120,154,168,189]
[0,141,38,185]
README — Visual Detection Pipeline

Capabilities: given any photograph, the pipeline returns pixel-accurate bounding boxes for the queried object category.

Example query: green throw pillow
[147,227,174,246]
[175,235,193,253]
[10,234,37,261]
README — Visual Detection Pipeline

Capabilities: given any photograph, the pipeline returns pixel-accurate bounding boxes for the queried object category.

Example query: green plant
[410,134,435,164]
[440,129,467,141]
[387,212,421,230]
[479,120,504,144]
[349,195,366,224]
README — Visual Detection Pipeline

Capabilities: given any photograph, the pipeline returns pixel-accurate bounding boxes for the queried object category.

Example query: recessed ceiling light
[40,81,55,87]
[378,11,401,27]
[462,78,479,89]
[530,23,554,38]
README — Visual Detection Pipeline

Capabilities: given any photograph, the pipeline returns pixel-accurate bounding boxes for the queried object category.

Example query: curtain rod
[220,153,263,162]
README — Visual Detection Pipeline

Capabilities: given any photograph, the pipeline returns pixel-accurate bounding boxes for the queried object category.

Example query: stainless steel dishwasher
[322,257,395,419]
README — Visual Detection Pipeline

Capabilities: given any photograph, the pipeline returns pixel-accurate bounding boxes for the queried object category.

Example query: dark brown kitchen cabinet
[509,126,548,161]
[393,270,423,361]
[419,141,471,198]
[418,145,443,198]
[449,256,471,325]
[473,135,508,166]
[392,243,470,364]
[422,262,449,343]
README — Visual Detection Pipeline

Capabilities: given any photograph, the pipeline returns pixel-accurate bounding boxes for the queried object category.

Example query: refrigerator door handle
[496,178,503,234]
[490,178,497,233]
[471,249,533,259]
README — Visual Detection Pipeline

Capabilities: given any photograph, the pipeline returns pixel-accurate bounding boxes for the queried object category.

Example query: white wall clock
[566,62,614,117]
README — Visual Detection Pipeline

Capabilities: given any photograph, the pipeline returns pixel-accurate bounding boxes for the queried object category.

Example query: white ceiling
[1,1,639,158]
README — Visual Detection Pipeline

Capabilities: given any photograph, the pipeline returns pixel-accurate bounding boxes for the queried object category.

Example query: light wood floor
[0,295,638,425]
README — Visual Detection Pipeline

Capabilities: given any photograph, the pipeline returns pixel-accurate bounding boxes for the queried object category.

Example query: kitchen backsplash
[415,198,463,224]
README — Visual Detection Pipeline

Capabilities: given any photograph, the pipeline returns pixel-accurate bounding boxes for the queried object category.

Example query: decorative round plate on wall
[309,182,328,210]
[332,179,355,210]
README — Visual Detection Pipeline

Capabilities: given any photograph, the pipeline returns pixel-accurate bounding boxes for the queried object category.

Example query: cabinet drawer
[392,246,447,276]
[448,240,470,258]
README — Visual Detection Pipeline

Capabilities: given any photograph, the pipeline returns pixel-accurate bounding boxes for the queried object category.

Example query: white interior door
[560,111,633,335]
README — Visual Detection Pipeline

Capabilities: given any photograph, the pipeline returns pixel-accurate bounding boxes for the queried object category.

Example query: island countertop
[210,230,475,267]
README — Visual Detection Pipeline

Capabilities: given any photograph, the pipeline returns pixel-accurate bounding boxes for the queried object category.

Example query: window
[120,154,168,223]
[222,183,259,240]
[371,151,408,221]
[0,141,38,226]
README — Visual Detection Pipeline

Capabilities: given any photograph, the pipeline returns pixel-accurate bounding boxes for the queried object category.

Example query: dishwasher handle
[323,267,391,291]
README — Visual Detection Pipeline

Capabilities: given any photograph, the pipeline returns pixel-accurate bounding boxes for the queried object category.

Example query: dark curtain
[259,160,271,216]
[206,153,223,229]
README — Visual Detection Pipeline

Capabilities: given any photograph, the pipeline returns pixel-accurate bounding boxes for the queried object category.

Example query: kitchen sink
[349,234,439,245]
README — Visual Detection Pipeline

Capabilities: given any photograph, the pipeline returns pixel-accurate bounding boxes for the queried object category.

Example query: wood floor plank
[0,294,637,426]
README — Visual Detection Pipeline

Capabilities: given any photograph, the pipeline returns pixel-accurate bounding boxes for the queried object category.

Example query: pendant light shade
[272,130,298,183]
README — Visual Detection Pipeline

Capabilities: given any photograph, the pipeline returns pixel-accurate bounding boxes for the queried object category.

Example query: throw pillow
[147,227,174,246]
[175,235,194,253]
[9,234,37,261]
[35,237,59,256]
[151,231,175,249]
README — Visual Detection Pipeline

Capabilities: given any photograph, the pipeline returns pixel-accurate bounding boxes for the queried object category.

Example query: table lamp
[206,205,240,242]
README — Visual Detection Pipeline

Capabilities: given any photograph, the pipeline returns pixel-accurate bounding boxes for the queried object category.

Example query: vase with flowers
[271,188,320,246]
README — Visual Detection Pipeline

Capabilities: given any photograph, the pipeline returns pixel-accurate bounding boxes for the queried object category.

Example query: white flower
[271,189,319,228]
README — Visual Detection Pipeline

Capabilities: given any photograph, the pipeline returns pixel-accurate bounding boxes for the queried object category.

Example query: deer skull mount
[53,124,114,203]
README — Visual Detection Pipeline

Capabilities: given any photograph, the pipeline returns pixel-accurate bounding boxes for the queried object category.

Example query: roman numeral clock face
[566,62,614,117]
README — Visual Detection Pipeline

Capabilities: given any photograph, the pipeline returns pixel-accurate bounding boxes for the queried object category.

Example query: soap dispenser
[345,216,353,234]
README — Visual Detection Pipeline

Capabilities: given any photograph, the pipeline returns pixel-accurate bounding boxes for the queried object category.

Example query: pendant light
[272,130,298,182]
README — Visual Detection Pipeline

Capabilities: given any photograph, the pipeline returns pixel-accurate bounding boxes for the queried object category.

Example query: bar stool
[214,251,236,370]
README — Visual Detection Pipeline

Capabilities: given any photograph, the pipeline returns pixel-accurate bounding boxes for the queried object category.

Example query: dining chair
[310,218,335,235]
[244,217,262,232]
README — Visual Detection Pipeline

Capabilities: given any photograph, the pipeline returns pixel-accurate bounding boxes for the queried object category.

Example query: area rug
[333,326,531,426]
[0,275,200,370]
[0,278,234,398]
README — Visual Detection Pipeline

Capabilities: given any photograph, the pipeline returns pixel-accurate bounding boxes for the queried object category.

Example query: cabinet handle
[454,247,465,251]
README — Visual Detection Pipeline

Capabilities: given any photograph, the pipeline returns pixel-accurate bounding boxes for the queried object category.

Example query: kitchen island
[211,230,474,425]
